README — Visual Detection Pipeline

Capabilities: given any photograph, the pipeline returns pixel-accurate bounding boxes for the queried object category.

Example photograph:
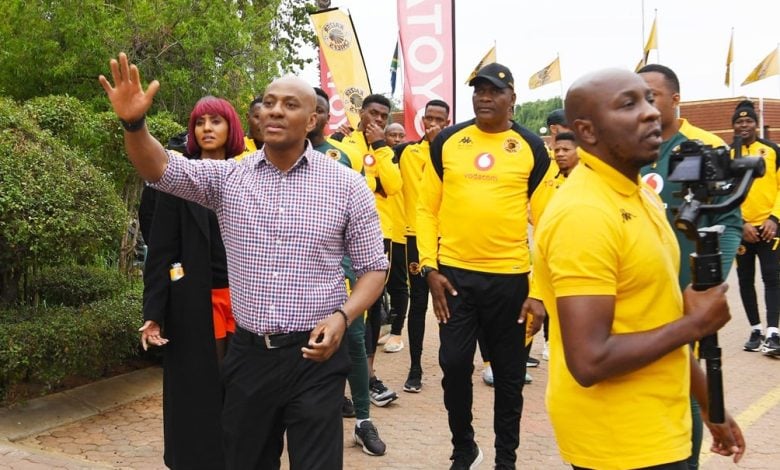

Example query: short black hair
[362,94,391,110]
[554,131,576,143]
[637,63,680,94]
[425,99,450,114]
[249,96,263,110]
[313,87,330,104]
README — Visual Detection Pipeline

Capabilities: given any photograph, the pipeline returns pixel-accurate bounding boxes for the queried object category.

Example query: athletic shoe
[481,364,494,386]
[762,333,780,355]
[403,367,422,393]
[542,341,550,361]
[369,377,398,407]
[383,334,404,353]
[354,421,386,456]
[377,332,391,345]
[449,444,483,470]
[342,396,356,418]
[526,356,540,368]
[744,329,764,352]
[525,372,533,384]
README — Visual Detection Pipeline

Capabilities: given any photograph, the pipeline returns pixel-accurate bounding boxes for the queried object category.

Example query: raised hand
[98,52,160,123]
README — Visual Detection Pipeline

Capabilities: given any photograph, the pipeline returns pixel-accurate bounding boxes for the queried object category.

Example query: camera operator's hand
[759,218,778,243]
[682,283,730,339]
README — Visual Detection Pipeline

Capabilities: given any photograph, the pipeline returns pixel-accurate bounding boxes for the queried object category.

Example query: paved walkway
[1,270,778,469]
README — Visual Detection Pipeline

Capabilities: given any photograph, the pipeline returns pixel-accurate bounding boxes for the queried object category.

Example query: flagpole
[731,28,736,97]
[558,53,564,100]
[640,0,645,52]
[654,9,659,63]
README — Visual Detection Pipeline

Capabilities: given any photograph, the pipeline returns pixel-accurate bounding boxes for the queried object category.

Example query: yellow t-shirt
[529,163,567,226]
[399,140,430,236]
[735,138,780,225]
[331,131,401,239]
[417,120,550,273]
[533,149,691,470]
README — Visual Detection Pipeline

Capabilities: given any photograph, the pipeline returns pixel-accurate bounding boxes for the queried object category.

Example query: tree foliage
[0,0,316,123]
[513,96,564,136]
[0,97,127,304]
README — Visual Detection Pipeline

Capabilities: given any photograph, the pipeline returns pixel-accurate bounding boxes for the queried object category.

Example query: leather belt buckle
[263,334,277,349]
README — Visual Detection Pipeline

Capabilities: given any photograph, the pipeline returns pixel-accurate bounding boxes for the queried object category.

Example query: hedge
[36,264,128,307]
[0,284,144,404]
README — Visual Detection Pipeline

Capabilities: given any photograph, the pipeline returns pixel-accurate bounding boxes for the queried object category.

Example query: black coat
[143,189,225,470]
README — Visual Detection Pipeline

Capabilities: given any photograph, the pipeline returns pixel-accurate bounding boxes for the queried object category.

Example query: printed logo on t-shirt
[474,153,495,171]
[363,154,375,166]
[641,172,664,194]
[326,149,342,160]
[503,137,521,153]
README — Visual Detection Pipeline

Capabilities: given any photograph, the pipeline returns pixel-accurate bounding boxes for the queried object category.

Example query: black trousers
[736,236,780,328]
[573,459,687,470]
[438,265,529,467]
[221,328,350,470]
[365,238,392,357]
[405,236,429,368]
[389,241,410,335]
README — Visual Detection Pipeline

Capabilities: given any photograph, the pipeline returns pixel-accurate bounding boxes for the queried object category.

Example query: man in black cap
[731,99,780,356]
[546,108,570,138]
[416,62,549,470]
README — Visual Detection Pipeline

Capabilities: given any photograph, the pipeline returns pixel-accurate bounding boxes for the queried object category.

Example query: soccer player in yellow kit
[417,63,548,469]
[531,68,744,470]
[395,100,451,392]
[331,94,402,407]
[731,100,780,356]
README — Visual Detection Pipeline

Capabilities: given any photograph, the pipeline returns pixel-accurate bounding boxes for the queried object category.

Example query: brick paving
[3,269,779,469]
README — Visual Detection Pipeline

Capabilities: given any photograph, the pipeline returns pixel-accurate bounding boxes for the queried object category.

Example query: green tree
[0,0,316,123]
[0,97,126,305]
[513,96,563,136]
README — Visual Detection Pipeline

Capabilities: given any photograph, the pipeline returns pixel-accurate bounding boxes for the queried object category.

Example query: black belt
[236,326,312,349]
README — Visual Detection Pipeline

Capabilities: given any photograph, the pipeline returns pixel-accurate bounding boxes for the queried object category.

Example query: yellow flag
[725,31,734,87]
[309,9,372,128]
[741,47,779,86]
[465,45,497,84]
[644,17,658,54]
[528,56,561,90]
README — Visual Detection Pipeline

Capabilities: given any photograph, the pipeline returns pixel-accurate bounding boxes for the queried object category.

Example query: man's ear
[573,118,596,146]
[305,112,317,133]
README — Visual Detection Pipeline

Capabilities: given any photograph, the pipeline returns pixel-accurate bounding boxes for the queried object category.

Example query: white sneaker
[377,333,391,345]
[542,341,549,361]
[383,334,404,353]
[481,364,494,386]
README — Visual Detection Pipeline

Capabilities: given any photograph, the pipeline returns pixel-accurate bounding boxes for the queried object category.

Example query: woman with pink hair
[140,96,245,469]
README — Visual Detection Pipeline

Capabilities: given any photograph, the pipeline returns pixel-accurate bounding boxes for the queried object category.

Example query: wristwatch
[420,266,437,278]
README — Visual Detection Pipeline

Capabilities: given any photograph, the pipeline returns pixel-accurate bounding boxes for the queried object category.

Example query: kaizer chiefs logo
[321,21,352,51]
[326,149,341,160]
[737,244,747,255]
[759,148,767,157]
[503,137,520,153]
[344,87,365,115]
[408,262,421,275]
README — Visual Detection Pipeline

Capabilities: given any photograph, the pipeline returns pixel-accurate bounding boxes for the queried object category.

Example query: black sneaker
[449,444,483,470]
[762,333,780,356]
[526,356,540,368]
[354,420,386,456]
[342,396,356,418]
[744,329,764,351]
[403,367,422,393]
[369,376,398,407]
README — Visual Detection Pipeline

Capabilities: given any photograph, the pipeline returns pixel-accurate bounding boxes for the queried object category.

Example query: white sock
[751,324,763,332]
[356,418,370,427]
[767,327,779,337]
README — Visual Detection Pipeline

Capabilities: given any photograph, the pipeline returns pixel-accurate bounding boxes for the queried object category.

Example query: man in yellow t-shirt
[417,63,548,469]
[730,99,780,357]
[530,69,744,469]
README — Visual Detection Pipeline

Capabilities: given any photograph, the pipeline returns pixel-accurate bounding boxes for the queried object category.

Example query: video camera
[667,138,764,423]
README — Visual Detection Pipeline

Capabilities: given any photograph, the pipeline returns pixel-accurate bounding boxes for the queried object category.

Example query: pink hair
[186,96,245,158]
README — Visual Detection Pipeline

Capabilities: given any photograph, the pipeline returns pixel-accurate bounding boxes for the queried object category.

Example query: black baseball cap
[546,109,567,127]
[469,63,514,89]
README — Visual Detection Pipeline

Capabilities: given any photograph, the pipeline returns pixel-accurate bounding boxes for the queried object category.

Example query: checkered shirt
[152,144,388,334]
